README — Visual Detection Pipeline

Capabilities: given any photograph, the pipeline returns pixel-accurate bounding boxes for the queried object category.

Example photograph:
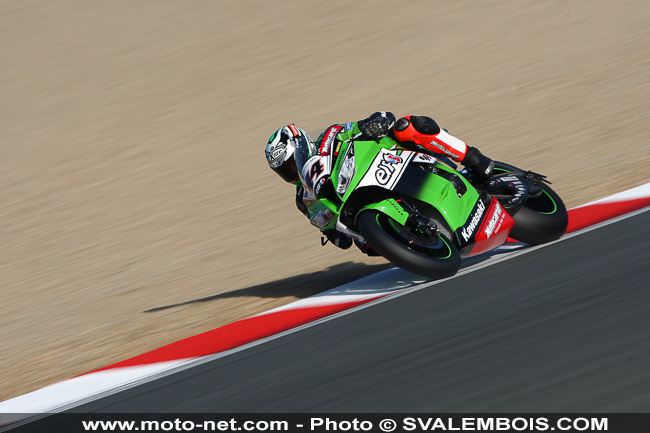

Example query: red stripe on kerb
[86,296,386,373]
[566,197,650,233]
[506,196,650,243]
[84,194,650,372]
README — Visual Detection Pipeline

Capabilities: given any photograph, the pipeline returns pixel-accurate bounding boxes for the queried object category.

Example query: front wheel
[357,210,461,279]
[493,162,568,245]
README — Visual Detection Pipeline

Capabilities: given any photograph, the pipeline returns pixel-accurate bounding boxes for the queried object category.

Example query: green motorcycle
[295,133,568,279]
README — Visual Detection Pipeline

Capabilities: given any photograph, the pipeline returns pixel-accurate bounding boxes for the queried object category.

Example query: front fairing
[331,137,478,227]
[331,137,484,243]
[331,136,398,201]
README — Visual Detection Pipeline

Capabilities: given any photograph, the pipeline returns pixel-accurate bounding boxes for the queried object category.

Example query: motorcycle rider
[264,112,495,252]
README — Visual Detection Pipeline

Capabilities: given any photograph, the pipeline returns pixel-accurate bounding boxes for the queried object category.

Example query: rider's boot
[461,146,495,183]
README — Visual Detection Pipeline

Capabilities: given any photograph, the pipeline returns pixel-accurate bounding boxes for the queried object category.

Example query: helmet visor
[293,136,312,173]
[273,153,299,183]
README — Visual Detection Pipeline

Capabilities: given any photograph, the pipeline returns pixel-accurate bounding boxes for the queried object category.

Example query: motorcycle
[295,131,568,279]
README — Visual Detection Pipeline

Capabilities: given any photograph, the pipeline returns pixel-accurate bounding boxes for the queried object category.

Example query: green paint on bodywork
[360,198,409,225]
[298,132,480,235]
[332,136,399,203]
[401,161,479,231]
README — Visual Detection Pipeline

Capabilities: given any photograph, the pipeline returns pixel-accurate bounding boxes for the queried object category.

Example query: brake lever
[524,171,552,185]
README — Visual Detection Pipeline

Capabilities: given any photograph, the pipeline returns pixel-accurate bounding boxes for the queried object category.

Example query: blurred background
[1,0,649,400]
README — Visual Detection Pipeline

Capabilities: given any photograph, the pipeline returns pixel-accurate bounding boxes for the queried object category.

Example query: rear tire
[493,162,568,245]
[357,210,461,279]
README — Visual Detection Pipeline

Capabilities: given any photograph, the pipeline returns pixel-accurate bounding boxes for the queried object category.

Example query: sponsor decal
[333,141,342,156]
[461,200,486,242]
[513,180,527,201]
[428,139,460,159]
[382,153,403,164]
[357,149,413,190]
[465,198,514,256]
[483,202,504,239]
[375,152,405,185]
[314,176,327,196]
[498,175,527,203]
[345,122,353,131]
[388,199,407,218]
[319,125,343,156]
[414,153,436,163]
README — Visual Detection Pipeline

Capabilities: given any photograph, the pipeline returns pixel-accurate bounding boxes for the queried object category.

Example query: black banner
[1,414,648,433]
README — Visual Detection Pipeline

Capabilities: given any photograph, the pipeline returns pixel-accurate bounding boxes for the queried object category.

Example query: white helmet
[265,124,313,184]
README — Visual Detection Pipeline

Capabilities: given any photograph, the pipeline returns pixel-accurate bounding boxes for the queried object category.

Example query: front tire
[357,210,461,279]
[493,162,568,245]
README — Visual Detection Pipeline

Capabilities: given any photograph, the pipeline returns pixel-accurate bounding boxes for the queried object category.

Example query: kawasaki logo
[461,200,486,242]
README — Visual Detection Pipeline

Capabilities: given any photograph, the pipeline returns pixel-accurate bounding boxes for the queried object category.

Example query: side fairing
[330,137,482,237]
[389,162,479,232]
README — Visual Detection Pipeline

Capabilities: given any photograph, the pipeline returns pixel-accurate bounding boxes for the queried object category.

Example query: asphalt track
[51,208,649,414]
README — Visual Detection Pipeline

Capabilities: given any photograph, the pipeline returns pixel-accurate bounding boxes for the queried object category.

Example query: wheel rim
[526,190,558,214]
[378,214,454,259]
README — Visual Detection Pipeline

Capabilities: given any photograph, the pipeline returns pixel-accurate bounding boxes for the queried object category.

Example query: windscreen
[294,136,317,183]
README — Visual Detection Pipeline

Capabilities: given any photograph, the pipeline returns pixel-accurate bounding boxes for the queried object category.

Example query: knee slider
[395,117,411,132]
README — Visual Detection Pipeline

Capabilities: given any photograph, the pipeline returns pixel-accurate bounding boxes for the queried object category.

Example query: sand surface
[1,0,649,400]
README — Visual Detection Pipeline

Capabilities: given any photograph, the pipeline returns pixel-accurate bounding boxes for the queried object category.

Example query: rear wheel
[357,210,461,279]
[493,162,568,245]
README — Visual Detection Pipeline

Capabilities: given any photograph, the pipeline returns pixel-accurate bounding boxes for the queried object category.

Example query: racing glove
[358,111,396,139]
